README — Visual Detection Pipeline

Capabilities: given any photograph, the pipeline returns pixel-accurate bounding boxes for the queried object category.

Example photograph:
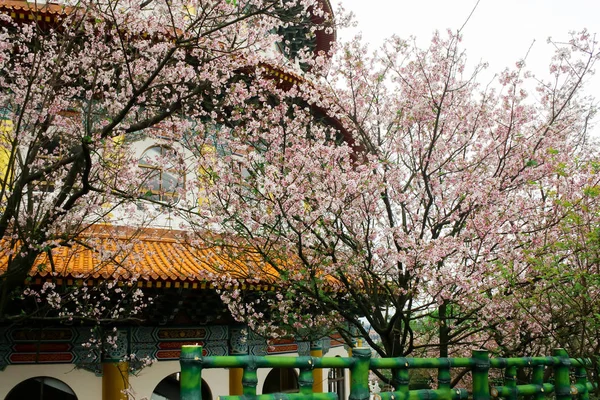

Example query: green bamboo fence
[180,346,596,400]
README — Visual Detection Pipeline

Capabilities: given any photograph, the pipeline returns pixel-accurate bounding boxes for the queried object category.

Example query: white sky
[337,0,600,131]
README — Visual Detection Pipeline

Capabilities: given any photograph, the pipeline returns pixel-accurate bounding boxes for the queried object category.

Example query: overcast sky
[337,0,600,130]
[338,0,600,71]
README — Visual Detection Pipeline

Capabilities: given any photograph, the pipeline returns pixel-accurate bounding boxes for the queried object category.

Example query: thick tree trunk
[0,248,40,319]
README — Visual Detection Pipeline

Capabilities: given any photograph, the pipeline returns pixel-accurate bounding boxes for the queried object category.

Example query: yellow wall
[0,119,13,187]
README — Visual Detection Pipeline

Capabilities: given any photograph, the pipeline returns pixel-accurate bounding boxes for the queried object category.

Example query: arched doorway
[262,368,299,394]
[5,376,77,400]
[151,373,212,400]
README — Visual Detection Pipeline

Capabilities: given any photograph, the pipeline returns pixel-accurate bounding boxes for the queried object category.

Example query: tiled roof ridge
[78,224,190,243]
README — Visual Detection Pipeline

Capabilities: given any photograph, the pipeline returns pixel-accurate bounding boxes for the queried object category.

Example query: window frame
[138,145,186,202]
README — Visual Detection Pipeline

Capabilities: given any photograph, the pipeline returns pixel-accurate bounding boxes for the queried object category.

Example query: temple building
[0,227,348,399]
[0,0,351,399]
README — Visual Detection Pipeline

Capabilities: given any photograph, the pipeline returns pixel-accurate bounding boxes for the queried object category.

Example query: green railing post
[180,345,203,400]
[437,358,452,400]
[298,356,315,396]
[531,365,545,400]
[553,348,571,400]
[243,359,258,397]
[349,347,371,400]
[392,359,409,395]
[438,358,451,390]
[472,350,490,400]
[575,365,590,400]
[504,365,517,400]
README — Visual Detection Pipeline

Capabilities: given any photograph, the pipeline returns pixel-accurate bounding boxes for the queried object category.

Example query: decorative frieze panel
[297,341,311,356]
[102,329,129,363]
[229,326,249,355]
[0,324,338,369]
[0,328,10,371]
[267,338,298,354]
[247,330,268,356]
[7,327,75,365]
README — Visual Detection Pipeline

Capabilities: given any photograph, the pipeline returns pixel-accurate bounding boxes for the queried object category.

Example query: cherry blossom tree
[195,28,599,365]
[498,158,600,357]
[0,0,333,323]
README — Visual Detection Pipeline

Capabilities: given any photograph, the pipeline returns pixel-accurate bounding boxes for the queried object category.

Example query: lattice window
[328,366,345,400]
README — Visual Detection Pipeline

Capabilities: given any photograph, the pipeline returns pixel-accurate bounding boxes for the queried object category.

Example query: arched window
[5,376,77,400]
[262,368,299,394]
[138,146,184,202]
[151,373,212,400]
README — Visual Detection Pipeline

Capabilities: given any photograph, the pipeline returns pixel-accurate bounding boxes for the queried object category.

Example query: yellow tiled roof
[0,227,279,286]
[0,0,71,20]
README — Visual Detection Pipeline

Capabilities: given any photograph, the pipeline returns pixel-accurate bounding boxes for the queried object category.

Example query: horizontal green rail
[371,357,475,369]
[195,355,352,369]
[219,395,338,400]
[179,346,596,400]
